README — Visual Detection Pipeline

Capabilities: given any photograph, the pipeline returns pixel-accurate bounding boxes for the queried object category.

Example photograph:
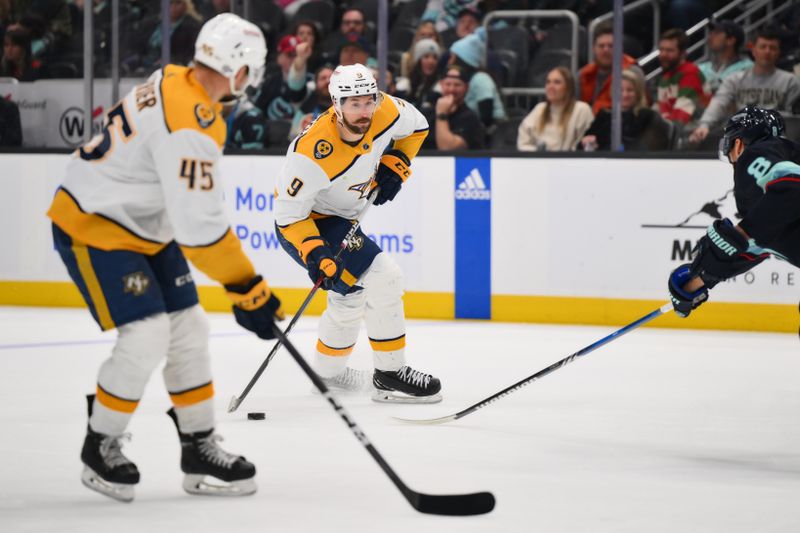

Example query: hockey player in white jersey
[274,64,442,403]
[47,14,282,502]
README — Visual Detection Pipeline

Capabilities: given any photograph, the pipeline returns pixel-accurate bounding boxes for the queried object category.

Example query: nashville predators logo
[194,103,216,128]
[347,234,365,252]
[314,140,333,159]
[348,176,374,199]
[123,272,151,296]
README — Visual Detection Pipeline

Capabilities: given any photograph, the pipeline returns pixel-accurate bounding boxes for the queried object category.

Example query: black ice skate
[167,408,256,496]
[372,366,443,404]
[80,394,140,503]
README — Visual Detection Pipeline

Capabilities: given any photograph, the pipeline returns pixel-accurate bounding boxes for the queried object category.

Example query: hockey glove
[690,218,769,289]
[305,242,343,290]
[668,264,709,318]
[225,275,285,340]
[374,149,411,205]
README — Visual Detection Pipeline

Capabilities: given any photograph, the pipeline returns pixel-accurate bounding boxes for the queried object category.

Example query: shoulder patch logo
[314,139,333,159]
[194,103,216,128]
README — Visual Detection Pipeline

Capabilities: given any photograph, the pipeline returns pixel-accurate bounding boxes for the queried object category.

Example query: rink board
[0,153,796,332]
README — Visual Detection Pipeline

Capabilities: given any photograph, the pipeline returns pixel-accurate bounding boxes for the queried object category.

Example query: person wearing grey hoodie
[690,27,800,144]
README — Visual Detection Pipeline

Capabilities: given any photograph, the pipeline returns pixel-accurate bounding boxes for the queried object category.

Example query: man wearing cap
[697,20,753,95]
[690,27,800,145]
[422,65,485,150]
[253,34,310,121]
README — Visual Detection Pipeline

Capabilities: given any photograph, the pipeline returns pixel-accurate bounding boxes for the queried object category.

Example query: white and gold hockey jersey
[48,65,256,286]
[274,93,428,256]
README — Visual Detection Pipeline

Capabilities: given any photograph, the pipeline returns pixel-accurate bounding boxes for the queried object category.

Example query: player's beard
[343,115,372,135]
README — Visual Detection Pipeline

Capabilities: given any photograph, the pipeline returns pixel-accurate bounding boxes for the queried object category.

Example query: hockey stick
[395,302,674,425]
[228,193,377,413]
[272,323,496,516]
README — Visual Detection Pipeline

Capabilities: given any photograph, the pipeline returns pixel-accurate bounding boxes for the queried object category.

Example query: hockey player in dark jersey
[668,106,799,316]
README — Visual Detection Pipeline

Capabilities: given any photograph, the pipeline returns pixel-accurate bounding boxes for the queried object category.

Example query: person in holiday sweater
[655,28,709,125]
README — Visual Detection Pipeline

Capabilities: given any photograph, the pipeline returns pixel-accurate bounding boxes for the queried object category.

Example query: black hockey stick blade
[273,324,495,516]
[410,490,496,516]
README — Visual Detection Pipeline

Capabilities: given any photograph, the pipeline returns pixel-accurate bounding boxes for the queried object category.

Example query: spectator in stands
[421,65,485,150]
[338,33,373,67]
[371,64,400,97]
[0,96,22,146]
[143,0,202,68]
[689,27,800,144]
[578,22,643,114]
[292,20,322,72]
[8,0,71,59]
[449,27,506,128]
[322,8,369,61]
[291,63,334,137]
[253,35,309,121]
[517,66,593,152]
[581,68,670,151]
[400,21,441,78]
[697,20,752,95]
[225,100,269,150]
[0,27,42,80]
[422,0,481,34]
[655,28,708,125]
[400,38,442,111]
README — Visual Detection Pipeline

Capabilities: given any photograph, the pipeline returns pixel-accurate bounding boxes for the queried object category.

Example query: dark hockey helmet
[720,106,785,159]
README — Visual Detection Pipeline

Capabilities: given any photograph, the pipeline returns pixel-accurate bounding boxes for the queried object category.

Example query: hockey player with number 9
[668,106,800,316]
[46,14,283,501]
[274,64,442,403]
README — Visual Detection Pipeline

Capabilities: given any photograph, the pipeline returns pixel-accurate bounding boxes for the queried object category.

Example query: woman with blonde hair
[400,21,441,78]
[517,66,593,151]
[581,68,670,151]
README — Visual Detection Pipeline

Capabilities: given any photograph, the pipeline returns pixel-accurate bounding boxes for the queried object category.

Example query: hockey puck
[247,412,266,420]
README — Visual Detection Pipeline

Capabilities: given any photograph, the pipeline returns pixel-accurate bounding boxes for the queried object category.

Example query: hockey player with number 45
[668,106,800,316]
[46,14,284,502]
[274,64,442,403]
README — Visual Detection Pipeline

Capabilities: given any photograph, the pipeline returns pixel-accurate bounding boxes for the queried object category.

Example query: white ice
[1,306,799,533]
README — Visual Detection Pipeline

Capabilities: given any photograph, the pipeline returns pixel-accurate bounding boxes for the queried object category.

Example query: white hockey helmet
[329,63,379,118]
[194,13,267,97]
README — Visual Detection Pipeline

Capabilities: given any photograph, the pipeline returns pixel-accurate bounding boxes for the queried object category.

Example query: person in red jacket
[655,28,709,125]
[578,22,642,114]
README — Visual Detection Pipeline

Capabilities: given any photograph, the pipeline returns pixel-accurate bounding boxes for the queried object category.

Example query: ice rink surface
[2,306,800,533]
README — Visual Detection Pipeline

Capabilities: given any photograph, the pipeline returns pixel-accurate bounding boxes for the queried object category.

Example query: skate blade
[81,466,135,503]
[371,390,443,404]
[183,474,257,497]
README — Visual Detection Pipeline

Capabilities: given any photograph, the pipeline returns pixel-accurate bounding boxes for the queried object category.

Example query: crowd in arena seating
[1,0,800,151]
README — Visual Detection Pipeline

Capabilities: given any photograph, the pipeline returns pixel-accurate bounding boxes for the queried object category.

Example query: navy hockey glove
[690,218,768,289]
[668,264,709,318]
[374,149,411,205]
[225,275,285,339]
[305,242,343,290]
